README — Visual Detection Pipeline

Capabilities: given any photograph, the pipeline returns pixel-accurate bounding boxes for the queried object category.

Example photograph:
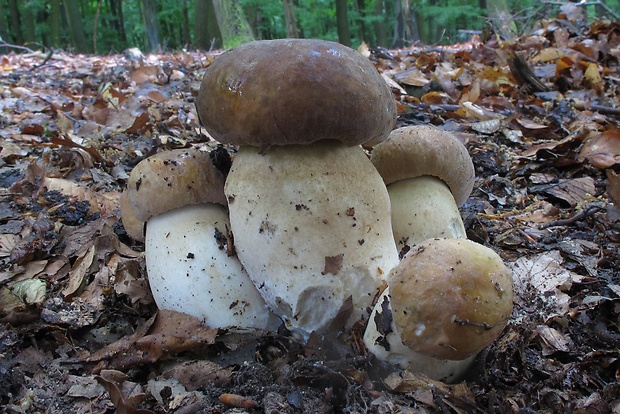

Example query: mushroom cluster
[120,39,513,383]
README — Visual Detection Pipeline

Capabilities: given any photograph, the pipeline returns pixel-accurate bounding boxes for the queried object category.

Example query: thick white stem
[225,141,399,339]
[388,176,466,251]
[146,204,278,330]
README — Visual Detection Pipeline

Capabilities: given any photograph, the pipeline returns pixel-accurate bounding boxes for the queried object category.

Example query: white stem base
[146,204,278,330]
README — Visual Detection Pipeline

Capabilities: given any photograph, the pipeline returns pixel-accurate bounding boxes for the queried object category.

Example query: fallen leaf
[580,129,620,168]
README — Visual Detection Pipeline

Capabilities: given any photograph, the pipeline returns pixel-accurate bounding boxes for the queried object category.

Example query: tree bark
[373,0,388,47]
[22,1,36,43]
[335,0,351,46]
[49,0,62,48]
[282,0,299,38]
[211,0,254,49]
[7,0,23,44]
[141,0,160,52]
[64,0,89,52]
[182,0,191,45]
[194,0,222,50]
[487,0,516,39]
[356,0,371,44]
[110,0,127,44]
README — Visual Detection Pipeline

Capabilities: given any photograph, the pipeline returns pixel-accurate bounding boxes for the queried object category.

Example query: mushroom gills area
[363,289,474,383]
[225,141,399,339]
[145,204,277,330]
[388,176,466,250]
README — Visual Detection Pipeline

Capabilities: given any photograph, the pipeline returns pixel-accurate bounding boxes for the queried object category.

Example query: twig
[0,40,36,53]
[29,49,54,71]
[539,203,604,229]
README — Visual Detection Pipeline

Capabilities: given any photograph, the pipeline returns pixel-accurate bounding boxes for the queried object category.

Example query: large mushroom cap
[371,125,475,206]
[197,39,396,147]
[390,238,514,361]
[125,149,227,223]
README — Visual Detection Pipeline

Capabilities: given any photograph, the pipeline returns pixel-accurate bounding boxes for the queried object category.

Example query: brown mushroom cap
[370,125,475,206]
[196,39,396,147]
[390,238,513,360]
[125,149,227,223]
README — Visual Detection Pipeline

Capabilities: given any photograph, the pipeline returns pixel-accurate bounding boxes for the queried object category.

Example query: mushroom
[370,125,475,252]
[122,149,277,330]
[196,39,399,339]
[363,238,514,382]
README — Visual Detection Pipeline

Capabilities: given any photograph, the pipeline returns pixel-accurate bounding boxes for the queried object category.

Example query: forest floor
[1,7,620,414]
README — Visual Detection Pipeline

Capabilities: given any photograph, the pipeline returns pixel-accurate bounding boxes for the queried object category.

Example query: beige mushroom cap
[125,149,227,223]
[197,39,396,147]
[370,125,475,206]
[390,238,514,361]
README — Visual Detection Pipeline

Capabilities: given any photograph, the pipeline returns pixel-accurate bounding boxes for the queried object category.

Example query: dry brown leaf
[86,310,218,372]
[63,244,95,299]
[580,130,620,168]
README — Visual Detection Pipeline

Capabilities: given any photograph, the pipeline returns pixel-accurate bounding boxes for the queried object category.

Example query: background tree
[195,0,222,49]
[49,0,62,48]
[373,0,389,47]
[212,0,255,48]
[283,0,299,38]
[335,0,351,46]
[7,0,23,45]
[141,0,160,51]
[64,0,89,52]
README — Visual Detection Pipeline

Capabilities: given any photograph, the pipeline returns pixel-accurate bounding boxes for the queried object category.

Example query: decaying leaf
[86,310,218,372]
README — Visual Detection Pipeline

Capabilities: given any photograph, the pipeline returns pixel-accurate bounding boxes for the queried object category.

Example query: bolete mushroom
[196,39,399,339]
[370,125,475,252]
[122,149,277,330]
[363,238,514,382]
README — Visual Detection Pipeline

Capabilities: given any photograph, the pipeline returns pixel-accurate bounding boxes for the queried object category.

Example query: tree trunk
[49,0,62,48]
[211,0,254,49]
[487,0,516,39]
[335,0,351,46]
[356,0,373,44]
[8,0,23,44]
[0,1,9,44]
[22,1,36,43]
[64,0,89,52]
[282,0,299,38]
[182,0,190,45]
[373,0,388,47]
[140,0,159,51]
[110,0,127,44]
[194,0,222,50]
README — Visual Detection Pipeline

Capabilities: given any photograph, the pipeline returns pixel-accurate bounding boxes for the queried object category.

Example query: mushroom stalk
[225,141,399,339]
[146,204,278,330]
[389,176,467,249]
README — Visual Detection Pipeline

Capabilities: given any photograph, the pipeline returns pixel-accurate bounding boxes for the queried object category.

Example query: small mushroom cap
[390,238,513,361]
[119,190,145,242]
[126,149,227,223]
[370,125,475,206]
[197,39,396,147]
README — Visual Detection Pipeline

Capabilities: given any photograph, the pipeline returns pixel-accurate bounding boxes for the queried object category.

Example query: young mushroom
[122,149,277,330]
[363,238,514,382]
[196,39,399,339]
[370,125,475,253]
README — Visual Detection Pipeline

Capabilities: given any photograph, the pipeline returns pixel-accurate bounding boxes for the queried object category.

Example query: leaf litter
[0,9,619,414]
